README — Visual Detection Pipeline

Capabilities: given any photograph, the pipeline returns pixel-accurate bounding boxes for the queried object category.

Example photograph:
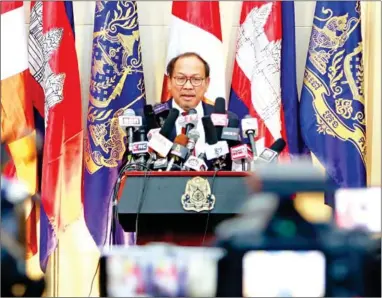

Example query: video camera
[213,161,381,297]
[1,144,45,297]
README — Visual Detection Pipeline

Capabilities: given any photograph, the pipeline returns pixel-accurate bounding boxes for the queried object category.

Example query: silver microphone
[186,128,200,153]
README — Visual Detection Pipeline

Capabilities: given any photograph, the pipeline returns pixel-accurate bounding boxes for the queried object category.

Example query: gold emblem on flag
[303,4,366,164]
[181,177,216,212]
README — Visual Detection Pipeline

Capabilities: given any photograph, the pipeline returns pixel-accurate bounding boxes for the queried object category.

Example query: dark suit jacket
[167,99,215,141]
[168,99,237,170]
[167,99,238,140]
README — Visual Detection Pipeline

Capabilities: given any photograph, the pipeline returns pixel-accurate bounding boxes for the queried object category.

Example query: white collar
[172,99,204,115]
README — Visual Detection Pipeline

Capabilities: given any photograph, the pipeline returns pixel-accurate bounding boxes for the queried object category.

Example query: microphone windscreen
[202,116,218,145]
[143,104,154,115]
[188,108,197,115]
[270,138,286,153]
[173,134,189,147]
[159,108,179,139]
[228,115,239,128]
[124,108,135,116]
[214,97,226,114]
[144,104,160,130]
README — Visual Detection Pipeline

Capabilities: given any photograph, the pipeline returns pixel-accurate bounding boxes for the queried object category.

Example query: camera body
[215,199,381,297]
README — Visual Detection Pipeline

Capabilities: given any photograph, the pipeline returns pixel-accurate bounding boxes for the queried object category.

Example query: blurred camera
[214,162,381,297]
[1,144,45,297]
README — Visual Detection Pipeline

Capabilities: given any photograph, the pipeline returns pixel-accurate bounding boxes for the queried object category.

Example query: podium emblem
[181,177,216,212]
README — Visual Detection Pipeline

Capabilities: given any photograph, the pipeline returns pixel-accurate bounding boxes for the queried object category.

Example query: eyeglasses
[172,76,205,87]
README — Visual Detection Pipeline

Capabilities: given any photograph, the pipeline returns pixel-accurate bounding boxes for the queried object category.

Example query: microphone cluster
[118,98,287,173]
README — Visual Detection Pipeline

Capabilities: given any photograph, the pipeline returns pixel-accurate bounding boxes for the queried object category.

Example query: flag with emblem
[161,1,225,104]
[1,1,39,260]
[28,0,83,271]
[83,1,146,247]
[300,1,366,206]
[228,1,307,158]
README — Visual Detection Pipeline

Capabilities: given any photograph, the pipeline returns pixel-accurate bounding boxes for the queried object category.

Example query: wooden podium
[117,171,249,245]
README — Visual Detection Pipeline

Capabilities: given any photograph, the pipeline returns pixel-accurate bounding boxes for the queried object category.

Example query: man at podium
[130,52,240,246]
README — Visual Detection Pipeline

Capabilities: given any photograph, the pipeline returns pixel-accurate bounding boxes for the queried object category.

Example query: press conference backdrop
[20,1,381,297]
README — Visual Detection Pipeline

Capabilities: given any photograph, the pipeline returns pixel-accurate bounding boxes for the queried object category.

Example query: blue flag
[84,1,146,247]
[300,1,366,206]
[281,1,310,157]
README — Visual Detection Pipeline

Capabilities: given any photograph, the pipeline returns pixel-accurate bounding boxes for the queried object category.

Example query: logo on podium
[181,177,216,212]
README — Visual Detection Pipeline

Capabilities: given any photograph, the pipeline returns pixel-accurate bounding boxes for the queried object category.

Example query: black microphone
[131,125,149,170]
[221,115,241,147]
[211,97,227,141]
[241,115,258,157]
[144,104,160,130]
[159,108,179,141]
[202,116,229,170]
[256,138,287,164]
[153,102,170,127]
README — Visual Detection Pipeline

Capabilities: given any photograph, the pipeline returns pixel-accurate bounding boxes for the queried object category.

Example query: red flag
[28,1,83,271]
[228,2,290,159]
[1,1,38,259]
[161,1,226,104]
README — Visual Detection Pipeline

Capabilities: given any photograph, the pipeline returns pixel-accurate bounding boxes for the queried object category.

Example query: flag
[300,1,366,206]
[280,2,310,157]
[84,1,146,247]
[28,0,84,271]
[161,1,225,104]
[1,1,38,259]
[228,2,290,158]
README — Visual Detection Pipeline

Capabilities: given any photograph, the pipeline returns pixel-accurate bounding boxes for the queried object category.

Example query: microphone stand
[241,159,246,171]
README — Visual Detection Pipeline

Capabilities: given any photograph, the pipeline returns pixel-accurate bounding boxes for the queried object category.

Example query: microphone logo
[132,141,149,154]
[153,103,169,114]
[210,113,228,126]
[230,144,253,161]
[214,147,222,155]
[118,115,142,127]
[184,156,207,171]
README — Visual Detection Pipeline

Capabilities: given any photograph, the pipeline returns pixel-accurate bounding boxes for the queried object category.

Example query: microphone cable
[201,168,220,246]
[134,168,151,244]
[87,160,149,297]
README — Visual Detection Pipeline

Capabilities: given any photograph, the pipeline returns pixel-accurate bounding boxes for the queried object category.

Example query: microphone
[221,116,241,147]
[148,109,179,157]
[183,155,208,171]
[159,108,179,141]
[153,158,168,171]
[185,128,200,153]
[256,138,287,164]
[202,116,229,170]
[144,104,160,130]
[230,144,253,171]
[178,108,198,136]
[153,102,170,127]
[210,97,228,140]
[118,109,143,150]
[166,134,190,171]
[131,125,149,170]
[241,115,258,157]
[147,128,161,141]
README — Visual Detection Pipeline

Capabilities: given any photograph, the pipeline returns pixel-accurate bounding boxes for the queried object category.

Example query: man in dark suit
[137,53,237,247]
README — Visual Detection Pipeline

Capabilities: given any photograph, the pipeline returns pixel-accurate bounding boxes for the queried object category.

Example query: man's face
[167,55,210,111]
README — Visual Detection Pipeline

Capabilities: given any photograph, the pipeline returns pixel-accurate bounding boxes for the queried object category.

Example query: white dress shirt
[172,99,206,157]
